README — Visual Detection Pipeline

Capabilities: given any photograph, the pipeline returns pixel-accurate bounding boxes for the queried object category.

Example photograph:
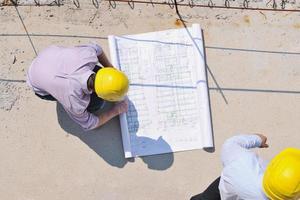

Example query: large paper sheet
[109,24,213,158]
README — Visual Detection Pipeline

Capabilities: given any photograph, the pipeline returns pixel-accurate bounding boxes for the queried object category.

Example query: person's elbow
[79,117,100,131]
[222,135,241,148]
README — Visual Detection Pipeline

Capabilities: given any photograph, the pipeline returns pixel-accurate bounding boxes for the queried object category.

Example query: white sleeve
[221,135,262,166]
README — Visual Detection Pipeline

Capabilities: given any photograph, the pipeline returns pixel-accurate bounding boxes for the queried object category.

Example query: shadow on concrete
[125,100,174,170]
[56,100,174,170]
[56,102,128,168]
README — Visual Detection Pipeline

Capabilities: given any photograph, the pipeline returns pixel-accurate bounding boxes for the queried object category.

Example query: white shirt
[219,135,269,200]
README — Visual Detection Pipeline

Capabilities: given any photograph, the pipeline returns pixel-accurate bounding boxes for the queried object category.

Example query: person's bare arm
[95,99,128,128]
[97,51,113,67]
[256,134,269,148]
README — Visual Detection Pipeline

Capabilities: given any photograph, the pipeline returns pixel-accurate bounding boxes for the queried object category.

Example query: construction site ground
[0,1,299,199]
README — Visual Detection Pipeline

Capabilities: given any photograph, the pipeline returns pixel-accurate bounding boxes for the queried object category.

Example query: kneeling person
[27,43,129,130]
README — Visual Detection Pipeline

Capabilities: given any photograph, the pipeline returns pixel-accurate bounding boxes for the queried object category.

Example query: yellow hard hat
[94,67,129,102]
[263,148,300,200]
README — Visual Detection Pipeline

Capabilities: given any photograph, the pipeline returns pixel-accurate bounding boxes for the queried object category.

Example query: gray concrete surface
[0,2,299,200]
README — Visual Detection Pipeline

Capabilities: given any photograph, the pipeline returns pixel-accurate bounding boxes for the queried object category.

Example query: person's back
[27,43,129,130]
[27,45,99,109]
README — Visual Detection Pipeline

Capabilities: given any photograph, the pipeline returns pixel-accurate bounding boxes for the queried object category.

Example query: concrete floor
[0,1,299,200]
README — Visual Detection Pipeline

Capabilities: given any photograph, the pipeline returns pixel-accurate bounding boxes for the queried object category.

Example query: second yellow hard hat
[263,147,300,200]
[94,67,129,102]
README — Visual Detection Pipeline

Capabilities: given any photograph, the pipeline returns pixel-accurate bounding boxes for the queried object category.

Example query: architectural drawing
[109,24,213,158]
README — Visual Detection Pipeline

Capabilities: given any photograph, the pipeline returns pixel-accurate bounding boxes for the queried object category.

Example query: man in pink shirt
[27,43,129,131]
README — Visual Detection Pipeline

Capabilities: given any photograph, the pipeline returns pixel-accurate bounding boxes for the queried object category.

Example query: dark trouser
[35,92,104,112]
[190,177,221,200]
[35,93,56,101]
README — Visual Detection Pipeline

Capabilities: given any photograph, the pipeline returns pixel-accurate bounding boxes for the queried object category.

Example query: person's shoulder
[69,45,98,63]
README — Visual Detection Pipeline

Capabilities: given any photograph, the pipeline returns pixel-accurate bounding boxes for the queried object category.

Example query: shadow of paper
[56,100,174,170]
[126,100,174,170]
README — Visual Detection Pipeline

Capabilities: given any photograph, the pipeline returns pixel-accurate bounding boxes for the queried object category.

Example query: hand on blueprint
[113,98,129,115]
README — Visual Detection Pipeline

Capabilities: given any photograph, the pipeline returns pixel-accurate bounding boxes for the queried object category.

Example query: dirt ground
[0,1,299,200]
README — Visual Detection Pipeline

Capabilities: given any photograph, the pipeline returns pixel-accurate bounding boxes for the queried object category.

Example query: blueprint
[109,24,213,158]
